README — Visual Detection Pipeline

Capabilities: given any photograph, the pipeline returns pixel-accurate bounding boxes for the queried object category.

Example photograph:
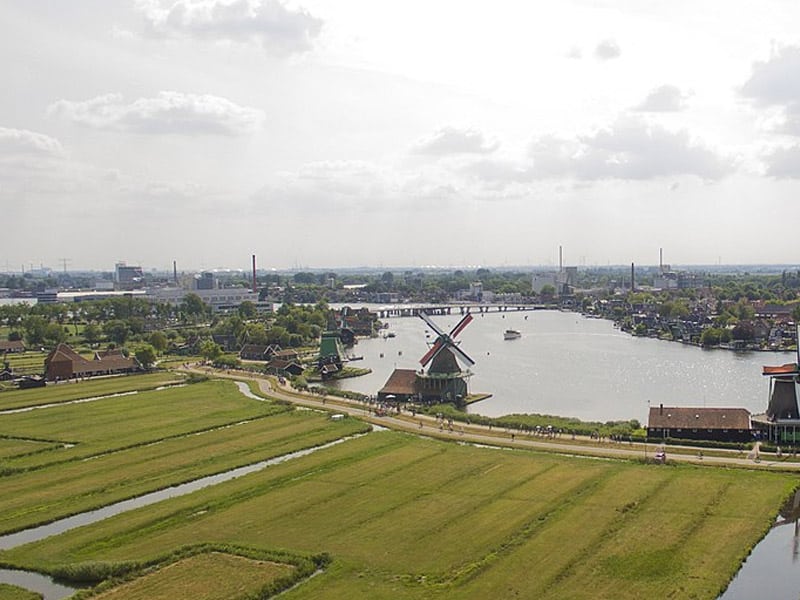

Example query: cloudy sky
[2,1,800,272]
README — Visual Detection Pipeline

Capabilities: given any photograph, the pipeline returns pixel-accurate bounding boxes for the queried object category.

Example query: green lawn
[2,431,793,600]
[0,372,182,410]
[0,378,368,533]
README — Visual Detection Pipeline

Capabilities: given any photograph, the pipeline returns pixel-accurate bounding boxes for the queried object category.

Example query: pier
[374,304,548,318]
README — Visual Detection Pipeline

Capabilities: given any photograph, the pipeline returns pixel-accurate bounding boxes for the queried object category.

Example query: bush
[212,355,241,369]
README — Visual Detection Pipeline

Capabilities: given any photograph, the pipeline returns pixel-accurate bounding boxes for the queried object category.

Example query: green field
[0,375,794,599]
[0,378,368,533]
[0,372,182,410]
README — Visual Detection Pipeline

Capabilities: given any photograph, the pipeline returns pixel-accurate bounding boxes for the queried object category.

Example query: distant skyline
[2,1,800,271]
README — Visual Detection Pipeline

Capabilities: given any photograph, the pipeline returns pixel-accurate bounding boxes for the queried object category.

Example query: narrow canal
[0,383,367,598]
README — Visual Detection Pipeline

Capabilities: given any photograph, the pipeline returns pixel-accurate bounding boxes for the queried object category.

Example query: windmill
[416,311,475,404]
[338,306,356,347]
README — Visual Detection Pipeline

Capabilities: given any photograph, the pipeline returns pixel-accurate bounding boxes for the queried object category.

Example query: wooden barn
[44,343,139,381]
[647,405,752,443]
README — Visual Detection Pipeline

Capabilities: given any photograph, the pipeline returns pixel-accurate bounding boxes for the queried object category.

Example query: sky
[2,1,800,272]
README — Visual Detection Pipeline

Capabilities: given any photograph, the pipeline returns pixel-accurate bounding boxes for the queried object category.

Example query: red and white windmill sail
[419,311,475,368]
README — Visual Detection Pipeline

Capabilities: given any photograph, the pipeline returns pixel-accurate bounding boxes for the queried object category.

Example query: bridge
[374,304,549,318]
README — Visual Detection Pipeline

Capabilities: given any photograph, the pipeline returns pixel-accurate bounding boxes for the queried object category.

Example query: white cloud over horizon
[48,92,265,136]
[135,0,322,55]
[411,127,499,157]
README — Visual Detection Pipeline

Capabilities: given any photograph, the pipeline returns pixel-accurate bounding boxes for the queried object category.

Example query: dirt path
[181,366,800,471]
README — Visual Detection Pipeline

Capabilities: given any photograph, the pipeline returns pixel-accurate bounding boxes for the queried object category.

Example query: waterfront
[334,309,794,422]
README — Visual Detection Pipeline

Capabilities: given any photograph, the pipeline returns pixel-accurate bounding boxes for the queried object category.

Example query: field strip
[0,433,370,551]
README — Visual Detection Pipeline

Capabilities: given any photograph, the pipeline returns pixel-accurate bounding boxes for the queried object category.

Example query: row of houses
[238,344,304,376]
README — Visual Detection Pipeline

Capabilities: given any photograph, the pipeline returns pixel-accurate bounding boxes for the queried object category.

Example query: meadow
[0,374,795,599]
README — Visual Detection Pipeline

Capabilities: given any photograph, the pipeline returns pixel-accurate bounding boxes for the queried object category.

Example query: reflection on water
[0,568,78,600]
[719,488,800,599]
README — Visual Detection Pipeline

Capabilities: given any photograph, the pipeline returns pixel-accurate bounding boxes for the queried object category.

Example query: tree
[700,328,722,347]
[539,284,556,298]
[213,355,241,369]
[238,301,257,319]
[135,344,157,369]
[84,323,102,346]
[731,321,755,341]
[199,340,222,362]
[22,315,48,346]
[103,320,130,345]
[181,293,209,322]
[44,323,67,346]
[149,331,168,354]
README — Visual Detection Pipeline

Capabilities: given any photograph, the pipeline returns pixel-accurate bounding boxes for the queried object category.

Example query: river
[333,309,792,422]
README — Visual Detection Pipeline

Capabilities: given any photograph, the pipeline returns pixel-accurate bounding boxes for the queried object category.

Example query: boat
[503,329,521,340]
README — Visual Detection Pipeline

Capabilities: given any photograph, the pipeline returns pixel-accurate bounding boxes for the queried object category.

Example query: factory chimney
[659,248,663,273]
[252,254,257,293]
[559,245,563,273]
[631,262,635,292]
[173,261,178,285]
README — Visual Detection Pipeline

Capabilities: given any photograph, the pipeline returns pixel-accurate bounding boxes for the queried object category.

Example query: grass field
[1,426,793,599]
[1,352,48,376]
[0,378,368,534]
[0,372,182,410]
[0,373,795,599]
[90,552,294,600]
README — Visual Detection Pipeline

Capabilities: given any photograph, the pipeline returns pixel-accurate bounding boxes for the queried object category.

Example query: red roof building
[44,343,139,381]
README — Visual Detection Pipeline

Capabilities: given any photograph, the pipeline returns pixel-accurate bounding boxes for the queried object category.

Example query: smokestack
[173,260,177,284]
[631,262,635,292]
[252,254,257,293]
[559,245,563,272]
[659,248,663,272]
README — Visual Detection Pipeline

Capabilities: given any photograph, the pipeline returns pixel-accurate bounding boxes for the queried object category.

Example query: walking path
[182,366,800,471]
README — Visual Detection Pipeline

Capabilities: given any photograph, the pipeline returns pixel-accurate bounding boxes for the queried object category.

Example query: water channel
[333,309,793,422]
[0,383,366,598]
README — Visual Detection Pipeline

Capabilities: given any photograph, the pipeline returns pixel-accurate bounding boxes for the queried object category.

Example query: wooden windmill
[416,311,475,405]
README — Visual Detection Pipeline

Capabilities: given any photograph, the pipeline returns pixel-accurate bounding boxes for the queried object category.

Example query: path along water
[0,382,364,598]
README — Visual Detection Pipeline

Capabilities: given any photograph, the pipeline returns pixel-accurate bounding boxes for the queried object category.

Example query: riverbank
[183,366,800,470]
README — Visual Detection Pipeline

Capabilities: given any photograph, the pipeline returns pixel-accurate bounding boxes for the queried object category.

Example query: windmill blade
[450,343,476,367]
[418,311,445,337]
[449,313,473,339]
[420,338,444,366]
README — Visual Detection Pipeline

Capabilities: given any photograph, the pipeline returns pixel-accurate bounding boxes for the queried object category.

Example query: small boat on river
[503,329,521,340]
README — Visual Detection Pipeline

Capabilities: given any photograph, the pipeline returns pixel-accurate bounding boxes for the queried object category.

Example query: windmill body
[377,311,477,406]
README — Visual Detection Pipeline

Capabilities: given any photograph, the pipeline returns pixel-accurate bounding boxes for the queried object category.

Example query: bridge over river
[374,303,549,318]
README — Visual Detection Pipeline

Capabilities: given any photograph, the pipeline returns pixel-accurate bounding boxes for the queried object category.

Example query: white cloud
[136,0,322,55]
[741,45,800,136]
[411,127,499,156]
[48,92,264,136]
[529,118,733,181]
[0,127,65,158]
[763,145,800,178]
[634,85,687,112]
[594,39,621,60]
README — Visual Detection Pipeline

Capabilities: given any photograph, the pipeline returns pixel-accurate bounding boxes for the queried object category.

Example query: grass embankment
[425,403,642,438]
[2,430,793,600]
[0,379,368,534]
[0,583,41,600]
